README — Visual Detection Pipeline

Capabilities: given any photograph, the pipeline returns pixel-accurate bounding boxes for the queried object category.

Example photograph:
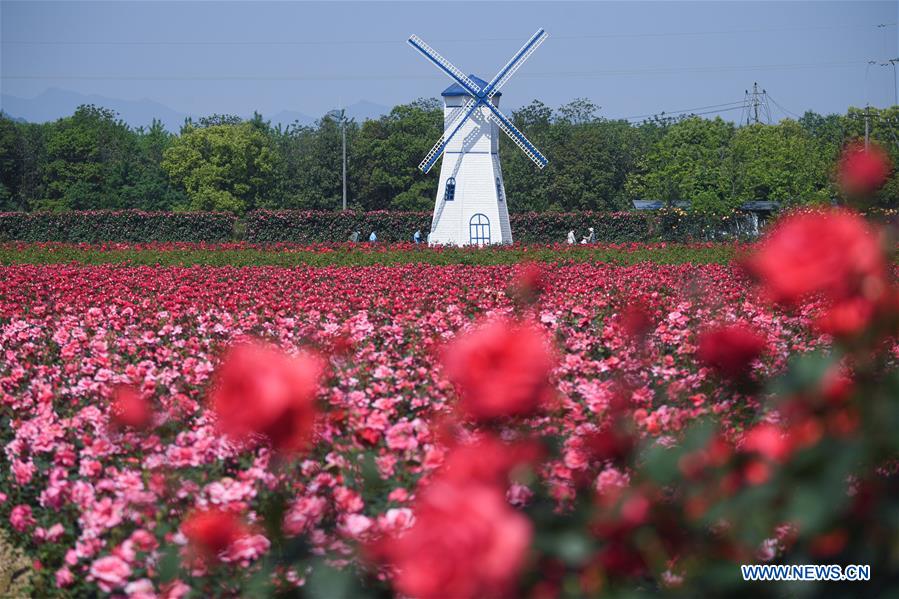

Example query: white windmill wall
[430,95,512,246]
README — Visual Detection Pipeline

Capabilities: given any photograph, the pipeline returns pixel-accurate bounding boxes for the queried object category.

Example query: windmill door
[469,213,491,245]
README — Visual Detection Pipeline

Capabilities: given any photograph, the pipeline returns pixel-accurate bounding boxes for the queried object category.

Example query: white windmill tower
[408,29,549,246]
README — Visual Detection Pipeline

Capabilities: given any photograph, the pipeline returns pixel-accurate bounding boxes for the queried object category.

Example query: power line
[619,105,745,123]
[616,101,745,121]
[765,93,803,119]
[3,22,895,46]
[0,60,869,82]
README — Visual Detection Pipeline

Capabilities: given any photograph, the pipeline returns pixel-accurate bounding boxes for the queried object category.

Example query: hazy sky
[2,1,897,120]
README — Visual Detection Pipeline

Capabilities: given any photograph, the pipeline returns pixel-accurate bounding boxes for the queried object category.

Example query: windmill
[408,29,549,245]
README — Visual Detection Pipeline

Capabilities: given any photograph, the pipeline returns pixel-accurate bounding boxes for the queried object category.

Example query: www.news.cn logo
[741,564,871,582]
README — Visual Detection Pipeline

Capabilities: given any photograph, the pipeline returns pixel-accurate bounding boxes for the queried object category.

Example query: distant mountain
[0,88,392,131]
[0,88,191,131]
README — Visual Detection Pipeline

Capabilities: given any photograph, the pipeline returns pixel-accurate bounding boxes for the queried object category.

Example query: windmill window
[444,177,456,202]
[469,213,491,245]
[496,178,504,202]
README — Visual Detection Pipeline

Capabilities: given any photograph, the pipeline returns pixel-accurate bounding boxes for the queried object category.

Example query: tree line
[0,99,896,214]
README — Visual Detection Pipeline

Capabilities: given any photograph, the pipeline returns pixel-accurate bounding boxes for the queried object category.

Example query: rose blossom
[55,567,75,588]
[442,317,556,421]
[89,555,132,592]
[696,322,767,379]
[10,504,35,532]
[747,208,887,305]
[209,342,324,453]
[838,141,892,197]
[181,508,245,561]
[109,384,153,430]
[371,480,531,599]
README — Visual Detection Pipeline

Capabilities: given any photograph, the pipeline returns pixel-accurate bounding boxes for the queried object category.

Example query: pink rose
[90,555,132,592]
[55,567,75,588]
[222,534,270,567]
[124,578,156,599]
[10,504,35,532]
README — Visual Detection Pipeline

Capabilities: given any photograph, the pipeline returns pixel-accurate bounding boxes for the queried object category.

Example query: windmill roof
[441,75,501,97]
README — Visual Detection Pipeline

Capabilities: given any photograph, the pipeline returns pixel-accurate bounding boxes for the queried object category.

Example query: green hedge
[244,210,431,243]
[0,211,236,242]
[0,209,759,244]
[245,209,756,243]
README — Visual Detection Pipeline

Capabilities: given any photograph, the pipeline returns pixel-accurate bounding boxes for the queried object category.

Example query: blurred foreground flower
[109,385,153,430]
[747,209,887,306]
[697,322,766,379]
[182,508,246,562]
[370,479,531,599]
[747,208,896,337]
[838,141,892,197]
[210,342,324,453]
[443,318,556,421]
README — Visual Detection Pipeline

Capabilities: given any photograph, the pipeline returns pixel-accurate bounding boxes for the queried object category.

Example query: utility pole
[327,108,348,211]
[890,58,898,106]
[341,119,347,211]
[865,105,870,149]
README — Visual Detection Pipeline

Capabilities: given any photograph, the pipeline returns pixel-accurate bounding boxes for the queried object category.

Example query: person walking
[567,230,576,245]
[369,231,377,243]
[413,229,421,244]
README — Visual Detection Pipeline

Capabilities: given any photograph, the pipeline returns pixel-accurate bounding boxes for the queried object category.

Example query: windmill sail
[407,35,482,96]
[419,97,478,173]
[485,29,548,99]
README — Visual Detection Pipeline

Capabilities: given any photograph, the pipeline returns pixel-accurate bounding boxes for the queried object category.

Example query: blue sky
[1,1,897,121]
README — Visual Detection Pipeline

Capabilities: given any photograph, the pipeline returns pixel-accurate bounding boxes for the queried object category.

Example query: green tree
[118,120,188,210]
[728,120,829,206]
[277,116,359,211]
[353,99,442,211]
[502,100,555,211]
[35,105,137,210]
[162,121,282,213]
[0,114,25,210]
[625,116,735,213]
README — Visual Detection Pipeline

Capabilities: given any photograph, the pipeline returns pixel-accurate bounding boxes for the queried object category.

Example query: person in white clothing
[567,230,576,244]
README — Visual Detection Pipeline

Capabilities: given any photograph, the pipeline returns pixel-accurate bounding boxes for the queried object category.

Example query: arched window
[469,213,490,245]
[496,178,504,202]
[444,177,456,202]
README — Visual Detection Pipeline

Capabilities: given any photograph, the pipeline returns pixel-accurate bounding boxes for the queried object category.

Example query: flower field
[2,210,899,597]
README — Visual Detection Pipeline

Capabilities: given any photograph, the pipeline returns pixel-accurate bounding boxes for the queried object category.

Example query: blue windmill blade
[484,103,548,169]
[407,35,482,97]
[484,28,548,99]
[418,97,481,173]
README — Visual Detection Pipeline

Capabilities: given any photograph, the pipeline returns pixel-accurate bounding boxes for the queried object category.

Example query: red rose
[741,423,791,463]
[696,322,766,379]
[182,508,245,560]
[747,209,887,305]
[443,318,556,421]
[814,296,877,337]
[210,342,324,453]
[109,384,153,430]
[619,302,655,341]
[372,481,531,599]
[438,436,541,488]
[838,141,892,197]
